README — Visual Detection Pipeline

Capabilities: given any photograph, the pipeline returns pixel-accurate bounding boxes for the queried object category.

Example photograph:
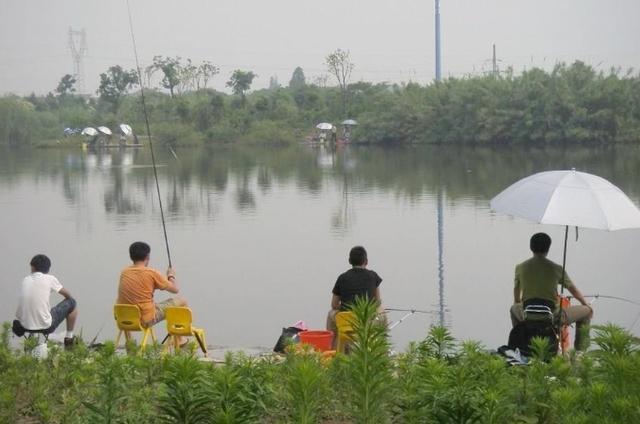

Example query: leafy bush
[1,320,640,422]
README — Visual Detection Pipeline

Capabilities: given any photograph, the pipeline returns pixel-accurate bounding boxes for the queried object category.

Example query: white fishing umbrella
[491,170,640,231]
[119,124,133,136]
[97,126,112,135]
[316,122,333,130]
[81,127,98,136]
[341,119,358,126]
[491,169,640,294]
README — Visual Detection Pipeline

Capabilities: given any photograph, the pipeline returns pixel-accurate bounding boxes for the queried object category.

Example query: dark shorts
[45,298,77,334]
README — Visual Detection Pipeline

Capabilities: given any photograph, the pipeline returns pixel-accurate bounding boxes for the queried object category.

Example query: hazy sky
[1,0,639,96]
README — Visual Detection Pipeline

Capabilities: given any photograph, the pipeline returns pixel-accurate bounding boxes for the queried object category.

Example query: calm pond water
[1,144,640,350]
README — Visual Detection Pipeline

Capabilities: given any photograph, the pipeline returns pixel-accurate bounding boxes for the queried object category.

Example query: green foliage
[97,65,139,112]
[1,321,640,422]
[283,351,328,423]
[56,74,77,96]
[418,325,457,360]
[289,66,306,90]
[5,61,639,147]
[157,355,212,423]
[226,70,257,107]
[343,297,393,423]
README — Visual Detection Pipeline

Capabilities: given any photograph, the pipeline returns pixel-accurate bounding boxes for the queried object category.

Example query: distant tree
[97,65,138,112]
[179,58,198,93]
[226,70,257,107]
[269,76,280,90]
[289,67,306,90]
[197,61,219,89]
[56,74,77,96]
[313,74,329,88]
[326,49,355,115]
[152,55,182,97]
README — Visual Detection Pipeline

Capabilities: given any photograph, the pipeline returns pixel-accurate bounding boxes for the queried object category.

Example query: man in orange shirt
[117,241,188,330]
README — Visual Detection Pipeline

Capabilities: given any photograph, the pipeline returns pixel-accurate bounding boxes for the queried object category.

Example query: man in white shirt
[14,254,79,349]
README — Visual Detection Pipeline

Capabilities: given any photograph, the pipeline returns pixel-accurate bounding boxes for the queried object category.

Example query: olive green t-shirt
[514,256,574,308]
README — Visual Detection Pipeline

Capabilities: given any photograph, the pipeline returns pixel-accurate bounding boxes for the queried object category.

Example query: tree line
[1,53,638,146]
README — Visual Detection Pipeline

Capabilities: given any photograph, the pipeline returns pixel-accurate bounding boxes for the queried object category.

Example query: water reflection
[3,144,640,230]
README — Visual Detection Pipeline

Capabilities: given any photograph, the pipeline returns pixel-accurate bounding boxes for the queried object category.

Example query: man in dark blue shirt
[326,246,385,344]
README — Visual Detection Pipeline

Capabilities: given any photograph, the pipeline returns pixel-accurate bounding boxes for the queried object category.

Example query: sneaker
[64,336,77,350]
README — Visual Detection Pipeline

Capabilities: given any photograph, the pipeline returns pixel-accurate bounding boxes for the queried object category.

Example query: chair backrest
[165,307,193,336]
[114,304,144,331]
[335,311,356,339]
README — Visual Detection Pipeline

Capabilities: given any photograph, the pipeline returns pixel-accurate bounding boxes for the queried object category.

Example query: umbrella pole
[558,225,569,354]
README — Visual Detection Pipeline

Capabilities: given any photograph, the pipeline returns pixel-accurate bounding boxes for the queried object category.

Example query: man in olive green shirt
[510,233,593,351]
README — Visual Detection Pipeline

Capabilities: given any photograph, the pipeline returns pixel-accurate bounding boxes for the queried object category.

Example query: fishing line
[125,0,172,266]
[385,308,432,315]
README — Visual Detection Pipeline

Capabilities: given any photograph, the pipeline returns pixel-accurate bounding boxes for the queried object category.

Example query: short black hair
[129,241,151,262]
[30,254,51,273]
[530,233,552,254]
[349,246,368,266]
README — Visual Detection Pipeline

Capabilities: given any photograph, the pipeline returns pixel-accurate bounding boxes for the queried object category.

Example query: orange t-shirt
[117,266,170,323]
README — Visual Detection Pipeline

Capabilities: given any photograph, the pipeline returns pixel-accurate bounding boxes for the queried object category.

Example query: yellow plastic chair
[335,311,356,354]
[114,304,156,352]
[162,307,208,357]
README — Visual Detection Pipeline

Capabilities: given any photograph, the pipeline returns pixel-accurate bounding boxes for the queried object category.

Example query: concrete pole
[435,0,442,81]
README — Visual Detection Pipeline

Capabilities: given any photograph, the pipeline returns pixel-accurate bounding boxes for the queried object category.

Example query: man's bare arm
[331,294,341,310]
[58,287,74,299]
[567,285,589,307]
[164,267,179,294]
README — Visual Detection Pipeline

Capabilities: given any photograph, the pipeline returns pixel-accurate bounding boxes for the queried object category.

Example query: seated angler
[326,246,386,347]
[117,242,189,343]
[14,254,79,349]
[510,232,593,351]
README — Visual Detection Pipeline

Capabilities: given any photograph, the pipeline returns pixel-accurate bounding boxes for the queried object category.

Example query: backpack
[508,320,558,357]
[273,326,303,353]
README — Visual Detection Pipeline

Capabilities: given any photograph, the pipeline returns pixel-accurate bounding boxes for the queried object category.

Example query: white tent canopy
[119,124,133,136]
[97,126,112,135]
[81,127,98,136]
[316,122,333,130]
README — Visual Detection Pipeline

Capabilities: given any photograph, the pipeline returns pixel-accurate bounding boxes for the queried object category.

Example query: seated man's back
[117,241,185,328]
[118,265,170,325]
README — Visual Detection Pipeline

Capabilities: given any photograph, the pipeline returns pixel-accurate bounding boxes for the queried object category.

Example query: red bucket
[299,330,334,352]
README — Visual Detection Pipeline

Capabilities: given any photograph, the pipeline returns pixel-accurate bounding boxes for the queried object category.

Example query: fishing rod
[565,294,640,307]
[385,307,432,315]
[385,308,433,330]
[125,0,172,266]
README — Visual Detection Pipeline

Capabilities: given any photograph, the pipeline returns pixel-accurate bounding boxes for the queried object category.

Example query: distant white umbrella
[119,124,133,136]
[341,119,358,126]
[97,126,112,135]
[316,123,333,130]
[81,127,98,136]
[491,169,640,348]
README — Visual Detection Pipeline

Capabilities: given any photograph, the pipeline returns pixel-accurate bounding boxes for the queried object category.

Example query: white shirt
[16,272,63,330]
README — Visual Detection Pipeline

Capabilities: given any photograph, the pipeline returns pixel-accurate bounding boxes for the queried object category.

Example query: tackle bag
[508,320,558,358]
[273,326,303,353]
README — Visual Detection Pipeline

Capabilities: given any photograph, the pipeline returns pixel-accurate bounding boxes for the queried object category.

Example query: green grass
[1,319,639,423]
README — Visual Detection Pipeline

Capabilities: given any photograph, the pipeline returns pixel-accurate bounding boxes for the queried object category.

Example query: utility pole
[435,0,442,81]
[492,43,498,76]
[68,27,88,94]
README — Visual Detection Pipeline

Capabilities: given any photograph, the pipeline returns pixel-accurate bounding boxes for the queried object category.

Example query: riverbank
[2,62,639,148]
[2,320,639,423]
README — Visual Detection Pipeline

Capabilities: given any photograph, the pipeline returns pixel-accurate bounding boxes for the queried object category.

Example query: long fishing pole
[125,0,172,266]
[566,294,640,307]
[385,307,432,315]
